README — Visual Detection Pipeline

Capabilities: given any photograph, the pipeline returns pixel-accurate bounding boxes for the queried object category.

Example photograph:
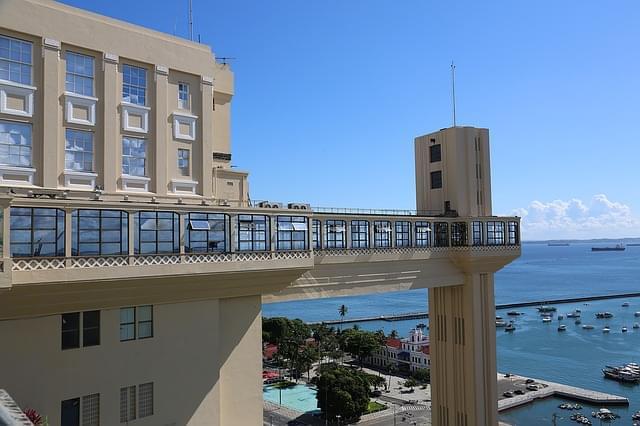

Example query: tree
[404,378,418,390]
[412,368,430,384]
[339,328,384,368]
[294,346,318,380]
[338,304,349,334]
[389,329,399,339]
[316,364,370,422]
[366,374,386,391]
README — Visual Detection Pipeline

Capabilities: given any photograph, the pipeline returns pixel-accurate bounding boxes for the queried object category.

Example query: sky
[61,0,640,240]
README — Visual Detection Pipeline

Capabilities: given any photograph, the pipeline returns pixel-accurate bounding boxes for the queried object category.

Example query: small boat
[602,326,610,333]
[582,324,594,330]
[622,327,628,333]
[635,312,640,317]
[537,305,556,313]
[596,312,614,319]
[496,320,507,328]
[575,309,582,313]
[542,316,552,323]
[558,325,567,332]
[507,311,522,316]
[548,242,570,246]
[575,319,582,325]
[558,315,564,320]
[567,312,581,318]
[634,323,640,329]
[592,408,620,421]
[622,302,630,307]
[496,316,503,320]
[505,324,516,332]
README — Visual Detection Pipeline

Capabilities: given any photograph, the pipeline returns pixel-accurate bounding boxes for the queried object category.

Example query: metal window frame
[122,64,147,106]
[65,51,95,97]
[434,222,449,247]
[373,220,392,248]
[73,209,128,256]
[312,219,321,249]
[276,216,307,251]
[414,221,431,247]
[325,219,346,249]
[394,221,411,247]
[0,35,33,85]
[350,220,369,248]
[237,214,270,252]
[185,212,228,253]
[450,222,468,247]
[134,211,179,255]
[10,207,65,257]
[0,120,32,167]
[65,128,94,172]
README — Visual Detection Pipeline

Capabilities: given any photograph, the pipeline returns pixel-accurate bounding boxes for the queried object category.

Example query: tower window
[429,144,441,163]
[430,171,442,189]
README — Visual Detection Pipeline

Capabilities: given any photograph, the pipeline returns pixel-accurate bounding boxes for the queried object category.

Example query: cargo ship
[591,244,625,252]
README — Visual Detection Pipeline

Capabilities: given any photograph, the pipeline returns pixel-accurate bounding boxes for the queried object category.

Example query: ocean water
[263,243,640,424]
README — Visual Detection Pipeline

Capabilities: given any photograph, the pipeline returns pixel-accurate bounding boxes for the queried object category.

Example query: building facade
[366,328,430,373]
[0,1,520,425]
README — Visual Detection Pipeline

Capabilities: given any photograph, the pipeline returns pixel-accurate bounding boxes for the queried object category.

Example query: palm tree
[389,329,399,339]
[338,304,348,331]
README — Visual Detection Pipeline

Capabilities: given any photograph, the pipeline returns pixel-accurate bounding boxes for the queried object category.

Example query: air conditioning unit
[287,203,310,210]
[257,201,282,209]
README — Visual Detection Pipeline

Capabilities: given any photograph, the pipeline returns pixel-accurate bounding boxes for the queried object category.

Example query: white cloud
[510,194,640,240]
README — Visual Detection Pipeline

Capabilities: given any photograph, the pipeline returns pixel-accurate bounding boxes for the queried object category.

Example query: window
[10,207,65,257]
[487,221,505,245]
[414,221,431,247]
[0,121,32,167]
[312,219,321,249]
[122,64,146,105]
[120,305,153,341]
[61,398,80,426]
[434,222,449,247]
[350,220,369,248]
[178,82,189,109]
[134,211,179,254]
[122,137,146,177]
[325,220,346,249]
[276,216,307,250]
[507,221,519,245]
[120,383,153,423]
[65,52,94,96]
[472,221,483,246]
[450,222,467,247]
[72,209,128,256]
[185,212,227,253]
[238,214,269,251]
[373,221,392,248]
[178,148,190,176]
[61,311,100,350]
[429,144,441,163]
[430,171,442,189]
[395,221,410,247]
[0,35,32,85]
[65,129,94,172]
[81,394,100,426]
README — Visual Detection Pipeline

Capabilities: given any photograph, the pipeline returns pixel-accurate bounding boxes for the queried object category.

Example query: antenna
[188,0,194,41]
[451,61,457,127]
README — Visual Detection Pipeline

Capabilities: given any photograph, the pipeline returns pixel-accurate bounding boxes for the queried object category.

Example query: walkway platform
[497,373,629,412]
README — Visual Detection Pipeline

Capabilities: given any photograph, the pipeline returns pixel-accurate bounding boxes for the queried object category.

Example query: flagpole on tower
[451,61,457,127]
[189,0,194,41]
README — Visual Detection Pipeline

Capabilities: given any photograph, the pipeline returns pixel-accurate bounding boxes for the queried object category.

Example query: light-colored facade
[366,328,430,373]
[0,1,520,425]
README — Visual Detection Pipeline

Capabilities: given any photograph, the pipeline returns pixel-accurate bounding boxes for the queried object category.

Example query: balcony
[0,195,520,291]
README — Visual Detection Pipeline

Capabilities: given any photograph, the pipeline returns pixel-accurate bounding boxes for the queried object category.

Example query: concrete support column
[41,38,61,188]
[154,65,169,196]
[270,215,277,252]
[201,76,214,198]
[228,213,238,253]
[102,53,119,193]
[429,272,497,426]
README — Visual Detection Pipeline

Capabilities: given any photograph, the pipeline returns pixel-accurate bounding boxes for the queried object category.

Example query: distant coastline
[524,237,640,244]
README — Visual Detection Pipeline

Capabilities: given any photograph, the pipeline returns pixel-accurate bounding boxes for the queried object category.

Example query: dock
[497,373,629,412]
[305,291,640,326]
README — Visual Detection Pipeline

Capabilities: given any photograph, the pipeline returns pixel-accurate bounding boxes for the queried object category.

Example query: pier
[497,373,629,412]
[306,292,640,326]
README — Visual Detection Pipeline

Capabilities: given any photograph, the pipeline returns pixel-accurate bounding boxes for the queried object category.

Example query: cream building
[0,1,520,425]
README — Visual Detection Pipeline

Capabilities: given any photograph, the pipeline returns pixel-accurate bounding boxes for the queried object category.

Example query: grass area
[365,401,387,414]
[272,380,297,389]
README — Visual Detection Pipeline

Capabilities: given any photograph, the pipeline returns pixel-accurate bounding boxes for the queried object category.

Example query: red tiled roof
[385,338,402,349]
[263,343,278,359]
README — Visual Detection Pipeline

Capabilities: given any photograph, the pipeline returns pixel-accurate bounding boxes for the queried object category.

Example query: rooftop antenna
[188,0,194,41]
[451,61,457,127]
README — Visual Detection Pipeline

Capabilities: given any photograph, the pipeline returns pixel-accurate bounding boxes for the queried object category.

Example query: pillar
[102,53,119,193]
[154,65,169,196]
[429,272,497,426]
[201,76,214,198]
[41,38,61,188]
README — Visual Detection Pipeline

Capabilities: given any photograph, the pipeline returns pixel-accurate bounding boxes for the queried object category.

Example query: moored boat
[567,312,580,318]
[602,326,610,333]
[558,325,567,332]
[635,312,640,317]
[582,324,594,330]
[634,323,640,329]
[505,323,516,332]
[542,316,552,323]
[622,327,628,332]
[496,320,507,327]
[602,364,640,383]
[575,319,582,325]
[595,312,614,319]
[591,244,625,251]
[537,305,556,313]
[622,302,630,307]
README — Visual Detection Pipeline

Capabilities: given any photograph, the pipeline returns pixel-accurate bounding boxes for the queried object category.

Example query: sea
[263,242,640,425]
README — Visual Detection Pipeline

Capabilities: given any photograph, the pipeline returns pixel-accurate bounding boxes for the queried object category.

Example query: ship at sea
[592,244,625,252]
[602,363,640,383]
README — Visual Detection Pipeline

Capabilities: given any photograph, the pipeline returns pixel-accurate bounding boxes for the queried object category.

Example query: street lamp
[336,414,341,426]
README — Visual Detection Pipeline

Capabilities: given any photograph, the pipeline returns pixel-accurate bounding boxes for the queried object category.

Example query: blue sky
[62,0,640,239]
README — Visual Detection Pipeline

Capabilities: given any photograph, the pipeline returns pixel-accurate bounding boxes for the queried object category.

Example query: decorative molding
[121,102,150,134]
[155,65,169,75]
[0,165,36,186]
[103,52,119,64]
[120,174,151,192]
[0,80,36,117]
[62,170,98,190]
[64,92,97,126]
[170,178,198,195]
[212,152,232,162]
[172,112,197,141]
[43,38,61,50]
[201,75,214,86]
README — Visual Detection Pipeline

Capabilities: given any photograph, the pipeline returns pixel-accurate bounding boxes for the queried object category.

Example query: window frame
[414,221,431,247]
[120,305,153,341]
[0,35,32,85]
[65,51,95,97]
[61,310,100,350]
[134,211,180,255]
[178,82,190,109]
[350,220,369,249]
[122,137,147,177]
[65,129,94,172]
[434,222,449,247]
[72,209,129,256]
[507,221,519,245]
[185,212,228,253]
[429,144,441,163]
[395,221,411,247]
[312,219,321,249]
[237,214,270,252]
[10,207,65,257]
[472,221,483,246]
[325,219,346,249]
[0,120,32,167]
[373,220,392,248]
[177,148,190,176]
[276,216,308,251]
[122,64,147,106]
[486,221,506,245]
[430,170,442,189]
[450,222,468,247]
